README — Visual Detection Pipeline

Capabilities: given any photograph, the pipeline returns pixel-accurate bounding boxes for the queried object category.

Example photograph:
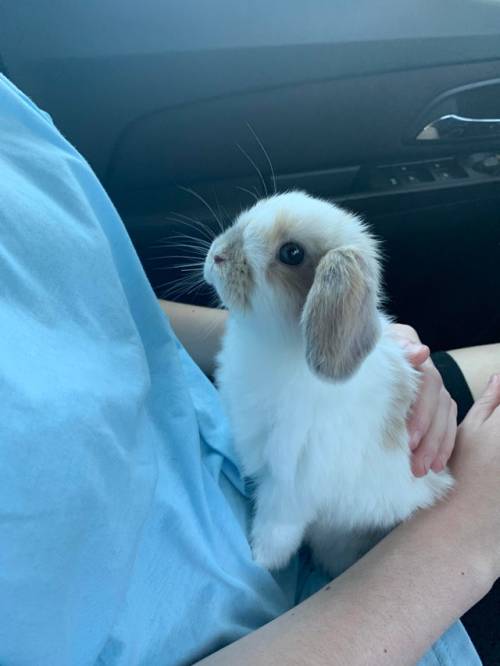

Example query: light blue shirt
[0,74,480,665]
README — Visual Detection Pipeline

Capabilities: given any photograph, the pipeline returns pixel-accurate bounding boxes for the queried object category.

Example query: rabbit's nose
[214,254,226,264]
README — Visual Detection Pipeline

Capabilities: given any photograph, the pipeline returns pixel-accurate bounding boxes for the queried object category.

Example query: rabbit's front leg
[251,475,308,571]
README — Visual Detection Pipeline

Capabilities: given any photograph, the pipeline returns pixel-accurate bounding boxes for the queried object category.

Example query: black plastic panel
[3,1,500,183]
[104,59,500,215]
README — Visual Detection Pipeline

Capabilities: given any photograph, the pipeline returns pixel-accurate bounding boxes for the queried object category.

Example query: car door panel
[1,0,499,351]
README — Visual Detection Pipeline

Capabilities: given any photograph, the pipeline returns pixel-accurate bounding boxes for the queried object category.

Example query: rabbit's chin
[228,300,306,344]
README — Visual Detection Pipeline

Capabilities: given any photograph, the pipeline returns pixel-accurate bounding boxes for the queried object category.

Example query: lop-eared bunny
[204,191,453,577]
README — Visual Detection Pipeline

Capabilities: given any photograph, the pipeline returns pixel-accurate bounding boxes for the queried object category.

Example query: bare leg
[448,343,500,400]
[448,343,500,664]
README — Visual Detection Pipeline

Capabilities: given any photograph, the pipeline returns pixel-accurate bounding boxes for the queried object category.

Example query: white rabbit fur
[204,191,453,577]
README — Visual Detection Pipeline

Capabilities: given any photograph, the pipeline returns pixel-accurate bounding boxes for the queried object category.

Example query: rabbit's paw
[251,523,303,571]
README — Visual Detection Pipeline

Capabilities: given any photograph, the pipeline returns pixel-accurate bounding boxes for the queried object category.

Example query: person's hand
[389,324,457,478]
[450,374,500,580]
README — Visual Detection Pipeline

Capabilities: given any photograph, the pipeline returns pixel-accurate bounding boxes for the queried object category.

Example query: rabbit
[203,190,454,578]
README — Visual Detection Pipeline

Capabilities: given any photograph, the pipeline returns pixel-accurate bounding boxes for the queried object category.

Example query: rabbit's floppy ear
[300,246,381,381]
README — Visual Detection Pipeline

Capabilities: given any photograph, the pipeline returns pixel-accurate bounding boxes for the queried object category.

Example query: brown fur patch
[219,225,254,309]
[265,214,327,313]
[301,247,381,381]
[381,370,418,450]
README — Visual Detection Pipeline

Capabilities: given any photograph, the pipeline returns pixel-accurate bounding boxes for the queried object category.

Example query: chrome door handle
[416,114,500,141]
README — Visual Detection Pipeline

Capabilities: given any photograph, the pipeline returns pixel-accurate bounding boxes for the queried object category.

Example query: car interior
[1,1,499,662]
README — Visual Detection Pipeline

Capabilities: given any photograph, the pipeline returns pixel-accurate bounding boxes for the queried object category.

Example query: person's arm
[159,300,227,376]
[197,377,500,666]
[198,509,488,666]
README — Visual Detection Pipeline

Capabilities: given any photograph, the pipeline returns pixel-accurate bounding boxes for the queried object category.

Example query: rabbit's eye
[278,242,305,266]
